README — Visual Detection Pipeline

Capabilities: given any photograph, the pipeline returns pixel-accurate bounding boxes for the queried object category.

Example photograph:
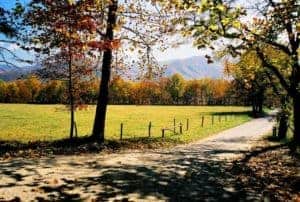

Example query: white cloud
[0,42,21,52]
[7,43,20,51]
[154,43,212,62]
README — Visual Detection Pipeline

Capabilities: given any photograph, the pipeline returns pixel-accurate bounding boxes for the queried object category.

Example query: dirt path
[0,117,275,201]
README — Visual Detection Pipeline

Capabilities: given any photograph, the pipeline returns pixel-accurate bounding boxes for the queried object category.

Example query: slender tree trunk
[293,94,300,145]
[68,52,74,139]
[92,0,118,142]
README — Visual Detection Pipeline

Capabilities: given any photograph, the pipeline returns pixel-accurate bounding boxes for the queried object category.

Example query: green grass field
[0,104,252,143]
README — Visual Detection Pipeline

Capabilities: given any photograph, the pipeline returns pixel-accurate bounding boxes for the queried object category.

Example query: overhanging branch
[256,47,293,96]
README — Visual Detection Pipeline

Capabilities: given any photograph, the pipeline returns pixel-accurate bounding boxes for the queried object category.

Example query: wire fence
[118,114,239,140]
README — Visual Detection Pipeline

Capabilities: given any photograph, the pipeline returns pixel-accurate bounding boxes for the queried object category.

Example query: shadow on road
[0,142,298,202]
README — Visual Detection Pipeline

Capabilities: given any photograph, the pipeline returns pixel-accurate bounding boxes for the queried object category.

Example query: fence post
[148,121,152,137]
[162,128,165,138]
[225,115,228,121]
[212,115,214,125]
[120,123,123,140]
[186,118,189,131]
[218,115,221,122]
[173,118,176,134]
[179,122,183,134]
[201,116,204,127]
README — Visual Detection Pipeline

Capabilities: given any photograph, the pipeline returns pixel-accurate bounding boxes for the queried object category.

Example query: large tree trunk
[278,113,288,139]
[291,61,300,146]
[258,91,263,114]
[252,101,257,117]
[277,96,289,139]
[252,95,259,117]
[293,94,300,145]
[92,1,118,142]
[251,87,264,117]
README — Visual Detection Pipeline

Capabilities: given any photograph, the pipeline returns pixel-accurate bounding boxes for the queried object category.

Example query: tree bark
[68,51,74,139]
[92,1,118,142]
[258,90,264,114]
[252,94,260,117]
[293,94,300,145]
[278,113,288,139]
[252,101,257,117]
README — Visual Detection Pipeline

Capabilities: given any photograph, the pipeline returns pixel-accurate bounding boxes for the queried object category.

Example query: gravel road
[0,116,275,201]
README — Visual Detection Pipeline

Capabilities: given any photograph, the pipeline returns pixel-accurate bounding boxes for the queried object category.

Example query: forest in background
[0,73,277,107]
[0,0,298,145]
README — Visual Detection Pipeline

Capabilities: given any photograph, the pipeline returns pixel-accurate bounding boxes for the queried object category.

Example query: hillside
[0,65,38,81]
[162,56,223,79]
[0,56,223,81]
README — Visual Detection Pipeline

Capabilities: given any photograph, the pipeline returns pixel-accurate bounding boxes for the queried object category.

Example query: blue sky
[0,0,28,9]
[0,0,205,66]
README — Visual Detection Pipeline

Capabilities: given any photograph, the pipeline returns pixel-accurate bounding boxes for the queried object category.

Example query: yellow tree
[225,48,290,137]
[159,0,300,146]
[25,0,110,139]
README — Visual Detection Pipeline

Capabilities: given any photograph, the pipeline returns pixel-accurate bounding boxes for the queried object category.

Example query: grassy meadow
[0,104,252,143]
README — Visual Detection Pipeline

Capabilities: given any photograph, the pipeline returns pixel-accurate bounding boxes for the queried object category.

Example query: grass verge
[0,104,253,158]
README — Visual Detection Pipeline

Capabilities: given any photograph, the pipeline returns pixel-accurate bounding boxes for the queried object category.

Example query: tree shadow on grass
[0,142,298,201]
[211,111,253,116]
[0,137,103,158]
[0,136,183,159]
[211,110,273,119]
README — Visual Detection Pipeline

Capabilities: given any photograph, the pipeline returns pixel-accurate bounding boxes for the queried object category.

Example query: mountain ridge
[162,55,223,79]
[0,56,223,81]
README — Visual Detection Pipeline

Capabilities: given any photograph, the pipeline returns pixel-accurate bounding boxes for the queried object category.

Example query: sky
[154,44,204,62]
[0,0,206,67]
[1,0,258,66]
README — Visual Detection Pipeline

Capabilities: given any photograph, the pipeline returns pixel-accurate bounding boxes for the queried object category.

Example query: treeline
[0,74,241,105]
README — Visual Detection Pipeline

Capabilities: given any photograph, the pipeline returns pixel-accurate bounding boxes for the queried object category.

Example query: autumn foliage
[0,74,238,106]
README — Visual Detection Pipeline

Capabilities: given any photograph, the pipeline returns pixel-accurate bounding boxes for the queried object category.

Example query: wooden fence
[119,114,236,140]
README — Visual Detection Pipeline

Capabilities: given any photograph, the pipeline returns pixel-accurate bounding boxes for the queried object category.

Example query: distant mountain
[0,65,39,81]
[0,65,19,73]
[0,56,223,81]
[162,56,223,79]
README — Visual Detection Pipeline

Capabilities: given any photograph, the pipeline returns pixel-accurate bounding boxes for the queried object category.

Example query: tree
[162,0,300,146]
[0,5,17,67]
[224,48,287,118]
[0,2,30,68]
[36,80,64,104]
[199,78,214,105]
[183,80,201,105]
[91,0,177,142]
[166,74,185,104]
[131,80,161,104]
[25,0,108,139]
[109,76,132,104]
[16,79,31,102]
[0,80,6,102]
[25,76,41,103]
[5,82,19,103]
[92,0,118,142]
[211,79,230,105]
[224,50,269,116]
[79,79,99,104]
[158,77,172,105]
